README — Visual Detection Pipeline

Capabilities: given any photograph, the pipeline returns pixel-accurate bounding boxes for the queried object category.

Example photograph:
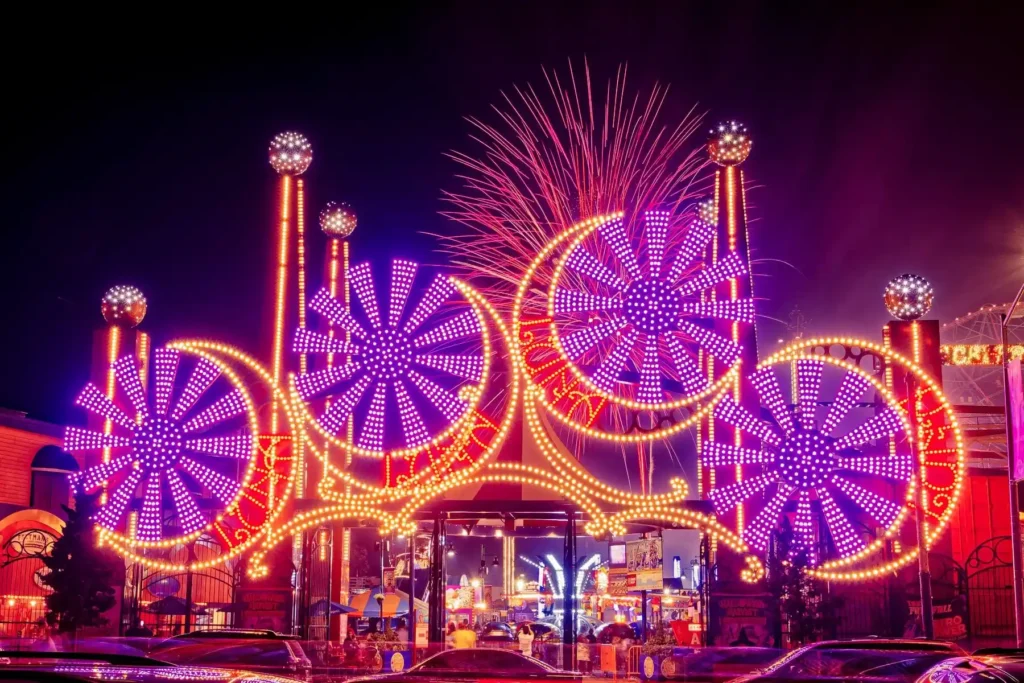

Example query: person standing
[452,621,477,649]
[518,623,535,657]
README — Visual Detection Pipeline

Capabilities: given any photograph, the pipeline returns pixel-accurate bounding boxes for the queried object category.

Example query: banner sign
[626,538,663,591]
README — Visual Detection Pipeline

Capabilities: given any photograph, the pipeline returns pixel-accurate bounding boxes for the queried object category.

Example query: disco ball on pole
[707,120,752,166]
[101,285,147,329]
[884,273,934,321]
[319,201,357,238]
[268,132,313,175]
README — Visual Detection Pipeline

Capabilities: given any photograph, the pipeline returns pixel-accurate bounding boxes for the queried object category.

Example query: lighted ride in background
[60,74,966,597]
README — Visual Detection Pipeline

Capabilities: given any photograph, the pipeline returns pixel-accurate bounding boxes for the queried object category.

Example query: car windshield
[766,648,952,678]
[418,649,554,673]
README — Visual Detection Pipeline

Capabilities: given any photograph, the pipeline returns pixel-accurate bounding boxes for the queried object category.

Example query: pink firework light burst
[296,258,486,454]
[64,350,254,541]
[705,359,913,565]
[551,209,750,405]
[435,61,709,308]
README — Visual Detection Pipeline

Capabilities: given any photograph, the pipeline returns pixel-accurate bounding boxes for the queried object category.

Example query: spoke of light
[409,370,468,423]
[358,383,388,451]
[667,219,715,282]
[795,359,824,430]
[744,484,794,552]
[836,452,913,482]
[293,328,359,355]
[295,363,360,400]
[182,390,246,434]
[703,442,773,467]
[153,349,180,416]
[637,335,663,403]
[320,376,372,435]
[414,310,481,347]
[592,332,639,393]
[96,468,142,530]
[665,333,708,394]
[170,359,220,422]
[181,456,240,507]
[708,473,774,514]
[137,473,163,541]
[822,371,871,436]
[113,356,148,418]
[597,216,641,278]
[79,454,133,491]
[715,397,782,446]
[167,469,205,534]
[564,245,626,290]
[75,384,136,431]
[185,434,253,459]
[680,299,755,323]
[834,408,903,450]
[679,321,742,367]
[817,486,866,558]
[750,367,795,435]
[561,316,627,360]
[403,275,458,335]
[793,490,817,566]
[395,381,429,448]
[644,209,670,277]
[678,251,747,296]
[349,261,381,328]
[64,427,130,452]
[389,259,418,328]
[415,354,484,382]
[831,474,902,528]
[310,288,367,339]
[553,289,623,315]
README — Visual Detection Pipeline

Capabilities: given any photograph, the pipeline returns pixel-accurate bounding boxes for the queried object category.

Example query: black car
[346,648,581,682]
[916,652,1024,683]
[733,639,964,682]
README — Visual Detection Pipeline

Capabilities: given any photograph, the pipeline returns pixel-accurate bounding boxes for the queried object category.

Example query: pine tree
[41,490,123,638]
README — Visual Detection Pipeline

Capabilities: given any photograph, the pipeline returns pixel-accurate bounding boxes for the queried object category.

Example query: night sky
[3,4,1022,425]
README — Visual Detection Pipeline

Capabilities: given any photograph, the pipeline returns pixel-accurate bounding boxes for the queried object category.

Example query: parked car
[479,621,515,643]
[0,650,302,682]
[149,636,313,680]
[664,646,782,681]
[168,628,299,640]
[346,648,581,682]
[915,651,1024,683]
[734,639,964,682]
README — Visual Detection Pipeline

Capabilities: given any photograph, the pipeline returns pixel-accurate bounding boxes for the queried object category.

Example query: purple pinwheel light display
[64,349,255,542]
[704,358,912,565]
[295,258,486,453]
[550,208,752,406]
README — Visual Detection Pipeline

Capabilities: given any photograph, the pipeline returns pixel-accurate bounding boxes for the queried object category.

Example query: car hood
[42,664,302,682]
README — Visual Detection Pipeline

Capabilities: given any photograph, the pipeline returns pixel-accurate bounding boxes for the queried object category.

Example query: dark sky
[2,3,1022,424]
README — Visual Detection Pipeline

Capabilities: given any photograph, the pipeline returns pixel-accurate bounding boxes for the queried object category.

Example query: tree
[765,519,842,646]
[41,490,123,638]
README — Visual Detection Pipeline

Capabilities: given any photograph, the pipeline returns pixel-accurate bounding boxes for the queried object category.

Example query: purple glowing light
[297,259,485,452]
[551,209,753,405]
[703,360,913,564]
[65,350,255,540]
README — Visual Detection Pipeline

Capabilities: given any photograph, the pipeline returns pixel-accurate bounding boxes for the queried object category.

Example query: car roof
[172,629,298,640]
[803,639,960,651]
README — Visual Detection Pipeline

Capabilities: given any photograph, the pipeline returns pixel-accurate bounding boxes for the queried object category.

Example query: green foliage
[41,490,123,635]
[641,626,677,655]
[765,519,842,646]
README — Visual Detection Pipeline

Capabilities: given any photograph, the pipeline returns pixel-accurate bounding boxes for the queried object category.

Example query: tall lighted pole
[705,121,759,535]
[96,286,150,501]
[319,200,357,638]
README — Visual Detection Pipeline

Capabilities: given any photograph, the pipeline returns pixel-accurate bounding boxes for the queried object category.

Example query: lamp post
[1002,282,1024,648]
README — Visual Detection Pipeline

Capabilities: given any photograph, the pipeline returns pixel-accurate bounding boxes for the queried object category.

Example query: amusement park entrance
[296,499,717,663]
